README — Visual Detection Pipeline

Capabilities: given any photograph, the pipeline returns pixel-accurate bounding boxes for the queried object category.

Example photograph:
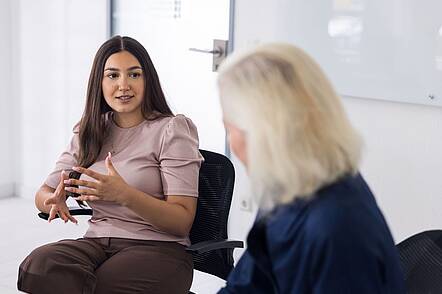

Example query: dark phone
[64,169,86,207]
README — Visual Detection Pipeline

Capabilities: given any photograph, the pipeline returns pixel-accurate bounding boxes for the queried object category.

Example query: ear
[226,122,248,167]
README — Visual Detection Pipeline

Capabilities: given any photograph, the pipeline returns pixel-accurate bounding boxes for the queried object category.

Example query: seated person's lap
[18,238,193,294]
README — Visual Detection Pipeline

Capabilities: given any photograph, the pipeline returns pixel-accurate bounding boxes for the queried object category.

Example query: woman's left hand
[64,152,129,204]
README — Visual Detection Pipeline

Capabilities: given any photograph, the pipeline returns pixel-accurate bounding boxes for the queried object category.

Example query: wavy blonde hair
[217,43,362,206]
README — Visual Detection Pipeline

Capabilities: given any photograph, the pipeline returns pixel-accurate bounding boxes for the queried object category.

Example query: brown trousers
[17,238,193,294]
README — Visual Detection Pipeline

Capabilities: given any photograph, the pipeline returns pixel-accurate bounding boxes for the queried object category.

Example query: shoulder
[155,115,200,154]
[304,174,379,236]
[72,111,114,134]
[265,174,379,245]
[166,114,197,132]
[147,114,195,130]
[72,122,80,134]
[156,114,199,139]
[256,175,403,292]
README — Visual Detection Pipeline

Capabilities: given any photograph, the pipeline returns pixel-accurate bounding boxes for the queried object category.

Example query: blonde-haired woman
[217,43,405,293]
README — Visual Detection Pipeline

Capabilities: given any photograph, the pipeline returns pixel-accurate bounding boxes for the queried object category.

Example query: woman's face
[102,50,145,119]
[224,120,248,167]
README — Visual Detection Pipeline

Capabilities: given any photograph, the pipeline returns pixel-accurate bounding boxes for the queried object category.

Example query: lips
[116,95,134,101]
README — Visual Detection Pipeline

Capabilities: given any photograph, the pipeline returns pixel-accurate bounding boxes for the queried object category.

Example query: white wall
[16,0,108,199]
[230,0,442,245]
[0,0,15,199]
[343,97,442,242]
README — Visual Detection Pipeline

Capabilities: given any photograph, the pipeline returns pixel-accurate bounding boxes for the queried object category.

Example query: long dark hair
[77,36,173,168]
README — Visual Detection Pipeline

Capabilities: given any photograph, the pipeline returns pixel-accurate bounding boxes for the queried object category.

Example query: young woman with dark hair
[18,36,203,294]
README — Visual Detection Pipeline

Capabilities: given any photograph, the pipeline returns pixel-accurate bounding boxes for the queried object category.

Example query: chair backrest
[190,149,236,280]
[396,230,442,293]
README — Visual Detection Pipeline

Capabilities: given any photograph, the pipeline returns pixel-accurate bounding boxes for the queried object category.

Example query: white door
[112,0,232,155]
[111,1,233,291]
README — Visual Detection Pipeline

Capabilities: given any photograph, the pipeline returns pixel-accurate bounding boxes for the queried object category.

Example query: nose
[118,77,130,91]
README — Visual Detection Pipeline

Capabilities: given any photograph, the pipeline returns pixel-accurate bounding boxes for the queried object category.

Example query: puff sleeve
[159,115,204,197]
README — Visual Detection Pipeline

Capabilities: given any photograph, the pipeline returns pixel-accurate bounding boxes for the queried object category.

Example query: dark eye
[129,72,142,79]
[106,72,119,79]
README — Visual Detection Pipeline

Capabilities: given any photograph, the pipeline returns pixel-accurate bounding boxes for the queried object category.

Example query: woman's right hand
[44,171,78,224]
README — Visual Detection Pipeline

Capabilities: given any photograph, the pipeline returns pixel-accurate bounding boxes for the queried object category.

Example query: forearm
[122,187,195,237]
[35,185,56,213]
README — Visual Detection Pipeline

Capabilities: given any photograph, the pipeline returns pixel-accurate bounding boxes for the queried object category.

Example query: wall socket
[239,194,253,212]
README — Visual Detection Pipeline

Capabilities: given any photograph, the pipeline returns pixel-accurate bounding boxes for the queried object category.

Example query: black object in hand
[64,169,86,207]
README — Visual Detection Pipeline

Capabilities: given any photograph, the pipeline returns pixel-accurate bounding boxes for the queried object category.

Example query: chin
[116,108,135,114]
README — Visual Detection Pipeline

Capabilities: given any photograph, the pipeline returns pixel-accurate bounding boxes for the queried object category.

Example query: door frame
[106,0,235,156]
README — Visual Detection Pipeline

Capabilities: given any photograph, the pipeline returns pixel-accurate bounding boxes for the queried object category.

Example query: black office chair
[396,230,442,293]
[38,149,243,292]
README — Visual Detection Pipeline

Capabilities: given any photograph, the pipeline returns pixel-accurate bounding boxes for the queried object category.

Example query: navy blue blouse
[218,174,405,293]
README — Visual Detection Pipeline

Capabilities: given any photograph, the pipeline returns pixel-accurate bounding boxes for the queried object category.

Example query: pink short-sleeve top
[45,113,204,246]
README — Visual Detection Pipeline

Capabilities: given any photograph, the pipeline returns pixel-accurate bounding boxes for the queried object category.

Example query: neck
[113,112,145,128]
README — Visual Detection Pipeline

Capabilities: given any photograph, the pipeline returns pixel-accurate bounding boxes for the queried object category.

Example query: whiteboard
[269,0,442,107]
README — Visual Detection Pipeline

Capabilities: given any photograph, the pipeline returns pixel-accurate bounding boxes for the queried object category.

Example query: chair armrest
[186,239,244,254]
[38,207,93,220]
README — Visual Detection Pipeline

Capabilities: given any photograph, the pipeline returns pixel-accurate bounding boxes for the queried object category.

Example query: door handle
[188,48,223,56]
[189,39,228,72]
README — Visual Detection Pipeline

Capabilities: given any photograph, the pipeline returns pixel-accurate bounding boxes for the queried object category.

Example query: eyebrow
[104,66,143,72]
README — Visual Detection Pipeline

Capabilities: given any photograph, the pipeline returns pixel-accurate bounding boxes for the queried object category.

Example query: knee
[18,243,60,293]
[18,241,97,294]
[19,243,60,275]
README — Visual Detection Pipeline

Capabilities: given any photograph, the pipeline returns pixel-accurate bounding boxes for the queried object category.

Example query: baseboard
[0,182,15,199]
[16,183,37,199]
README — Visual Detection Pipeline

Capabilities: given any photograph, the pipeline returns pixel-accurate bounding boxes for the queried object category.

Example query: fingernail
[63,180,70,184]
[108,152,112,159]
[72,167,80,171]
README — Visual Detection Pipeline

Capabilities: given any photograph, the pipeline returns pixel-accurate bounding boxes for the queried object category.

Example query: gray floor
[0,197,225,293]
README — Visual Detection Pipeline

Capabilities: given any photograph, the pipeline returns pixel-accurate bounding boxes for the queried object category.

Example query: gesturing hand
[44,171,78,224]
[64,152,130,204]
